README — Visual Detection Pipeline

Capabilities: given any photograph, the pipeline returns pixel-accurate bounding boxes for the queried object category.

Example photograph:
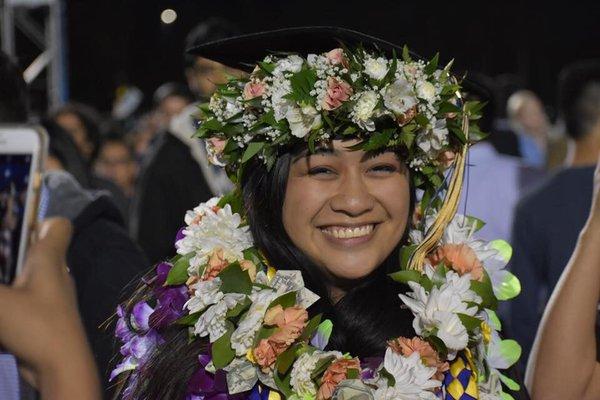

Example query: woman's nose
[329,172,375,217]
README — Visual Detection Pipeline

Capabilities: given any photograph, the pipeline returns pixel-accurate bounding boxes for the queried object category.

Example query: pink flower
[201,249,229,281]
[322,77,353,111]
[326,48,349,68]
[388,336,449,381]
[317,358,360,400]
[243,80,266,100]
[240,259,257,281]
[428,243,484,281]
[437,150,456,168]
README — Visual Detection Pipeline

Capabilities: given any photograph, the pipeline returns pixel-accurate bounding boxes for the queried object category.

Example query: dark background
[40,0,600,112]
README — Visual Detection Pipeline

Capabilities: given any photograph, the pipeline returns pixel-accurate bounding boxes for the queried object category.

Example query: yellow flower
[481,321,492,344]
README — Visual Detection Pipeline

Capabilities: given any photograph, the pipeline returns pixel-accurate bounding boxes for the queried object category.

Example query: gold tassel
[408,110,470,271]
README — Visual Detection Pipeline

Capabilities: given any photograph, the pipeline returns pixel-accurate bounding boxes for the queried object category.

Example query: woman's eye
[369,164,398,174]
[308,166,335,176]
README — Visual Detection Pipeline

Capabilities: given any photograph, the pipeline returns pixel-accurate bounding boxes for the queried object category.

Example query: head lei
[112,27,522,400]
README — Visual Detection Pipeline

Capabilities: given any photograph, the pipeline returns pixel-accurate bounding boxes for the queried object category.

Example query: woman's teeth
[321,225,374,239]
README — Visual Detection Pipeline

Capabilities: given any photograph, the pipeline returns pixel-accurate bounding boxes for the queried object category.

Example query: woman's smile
[319,223,378,246]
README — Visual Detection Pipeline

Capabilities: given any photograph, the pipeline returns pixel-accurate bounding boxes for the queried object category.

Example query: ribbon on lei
[408,107,470,272]
[442,349,479,400]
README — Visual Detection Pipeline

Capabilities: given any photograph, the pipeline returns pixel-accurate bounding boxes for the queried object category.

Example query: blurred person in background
[0,51,147,397]
[126,111,162,161]
[509,60,600,371]
[152,82,193,129]
[507,90,550,168]
[51,102,103,164]
[131,17,238,264]
[458,73,544,243]
[94,135,138,202]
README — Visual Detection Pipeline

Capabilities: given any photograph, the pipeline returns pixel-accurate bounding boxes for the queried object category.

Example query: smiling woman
[283,140,411,286]
[111,27,527,400]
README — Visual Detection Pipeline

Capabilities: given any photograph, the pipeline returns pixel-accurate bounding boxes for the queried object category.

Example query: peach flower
[322,77,353,111]
[326,48,349,68]
[252,305,309,370]
[240,259,257,281]
[243,80,266,100]
[253,338,278,369]
[437,150,456,168]
[396,106,417,126]
[428,243,484,281]
[317,358,361,400]
[201,249,229,281]
[388,336,449,380]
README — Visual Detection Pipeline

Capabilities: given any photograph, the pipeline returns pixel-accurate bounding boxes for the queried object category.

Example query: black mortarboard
[186,26,489,101]
[186,26,422,72]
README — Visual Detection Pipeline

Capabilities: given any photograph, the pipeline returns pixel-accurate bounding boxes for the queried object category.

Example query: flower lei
[112,195,523,400]
[196,46,485,196]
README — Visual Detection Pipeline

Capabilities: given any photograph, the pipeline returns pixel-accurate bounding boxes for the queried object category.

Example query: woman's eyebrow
[292,147,338,163]
[360,149,400,163]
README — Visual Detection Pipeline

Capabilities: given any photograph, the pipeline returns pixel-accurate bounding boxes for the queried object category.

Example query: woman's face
[282,139,410,285]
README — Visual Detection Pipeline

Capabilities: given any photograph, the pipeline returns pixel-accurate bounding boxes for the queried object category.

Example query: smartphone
[0,125,47,284]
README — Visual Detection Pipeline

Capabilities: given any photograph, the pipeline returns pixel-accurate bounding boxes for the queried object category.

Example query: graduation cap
[186,26,488,101]
[186,26,423,72]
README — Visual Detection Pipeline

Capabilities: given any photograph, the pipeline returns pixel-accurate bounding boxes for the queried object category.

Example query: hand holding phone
[0,125,46,284]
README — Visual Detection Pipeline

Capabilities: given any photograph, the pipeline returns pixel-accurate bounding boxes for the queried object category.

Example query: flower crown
[196,46,485,191]
[112,197,523,400]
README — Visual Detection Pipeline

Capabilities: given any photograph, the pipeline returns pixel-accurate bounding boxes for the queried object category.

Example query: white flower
[374,350,439,400]
[416,80,436,102]
[290,351,342,397]
[478,369,504,400]
[286,104,322,138]
[416,118,448,155]
[383,78,417,115]
[176,203,253,275]
[185,278,224,314]
[230,289,278,356]
[274,55,304,75]
[183,197,220,226]
[193,293,246,342]
[364,56,388,80]
[353,91,379,131]
[399,271,480,351]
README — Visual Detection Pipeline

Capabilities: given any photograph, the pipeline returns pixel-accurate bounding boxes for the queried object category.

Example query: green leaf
[490,240,513,263]
[496,271,521,301]
[498,339,522,368]
[287,68,318,105]
[465,216,486,232]
[165,253,194,285]
[258,61,275,75]
[431,263,448,288]
[398,244,417,270]
[255,326,277,344]
[457,313,483,331]
[273,367,293,398]
[470,272,498,310]
[486,309,502,331]
[242,247,263,266]
[499,372,521,391]
[175,312,201,326]
[402,45,412,62]
[425,335,448,359]
[277,344,300,375]
[299,314,322,341]
[201,117,223,131]
[381,50,398,85]
[389,269,422,284]
[226,298,251,318]
[217,189,244,214]
[218,262,253,295]
[211,324,235,369]
[414,113,429,127]
[424,53,440,75]
[310,355,336,380]
[500,393,516,400]
[346,368,359,379]
[310,319,333,350]
[241,142,265,163]
[363,129,394,151]
[269,291,297,310]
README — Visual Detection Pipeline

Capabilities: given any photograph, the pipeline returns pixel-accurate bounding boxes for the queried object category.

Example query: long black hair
[123,147,417,399]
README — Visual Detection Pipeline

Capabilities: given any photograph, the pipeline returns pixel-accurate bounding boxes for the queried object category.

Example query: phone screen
[0,154,34,284]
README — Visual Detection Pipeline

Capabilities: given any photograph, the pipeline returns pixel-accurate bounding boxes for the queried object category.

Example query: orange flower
[317,358,360,400]
[252,306,309,370]
[202,249,229,281]
[428,243,484,281]
[388,337,449,380]
[253,338,278,369]
[437,150,456,168]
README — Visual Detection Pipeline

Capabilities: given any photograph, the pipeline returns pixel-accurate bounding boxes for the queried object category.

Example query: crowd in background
[1,17,600,399]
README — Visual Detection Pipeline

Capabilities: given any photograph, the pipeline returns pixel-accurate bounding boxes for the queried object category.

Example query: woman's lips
[319,224,377,247]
